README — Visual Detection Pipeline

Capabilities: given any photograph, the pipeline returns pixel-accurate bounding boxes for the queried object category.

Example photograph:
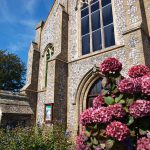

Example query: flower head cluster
[100,57,122,74]
[75,134,89,150]
[106,121,129,141]
[118,78,134,94]
[118,78,142,94]
[93,95,104,109]
[92,107,112,124]
[129,100,150,118]
[108,104,126,118]
[141,76,150,95]
[137,137,150,150]
[80,108,93,126]
[128,65,150,78]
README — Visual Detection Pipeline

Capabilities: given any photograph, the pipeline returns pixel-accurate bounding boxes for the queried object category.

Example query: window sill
[69,45,125,63]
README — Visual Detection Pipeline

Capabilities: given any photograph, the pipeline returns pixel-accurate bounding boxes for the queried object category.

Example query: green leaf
[124,106,129,112]
[105,139,115,149]
[115,94,124,103]
[85,130,91,137]
[93,137,99,145]
[99,129,106,137]
[127,116,134,126]
[93,124,98,130]
[91,137,98,146]
[102,77,108,87]
[119,99,125,104]
[126,98,134,106]
[104,96,115,105]
[100,143,106,149]
[130,130,135,137]
[139,128,147,136]
[111,83,116,91]
[102,89,109,95]
[87,141,93,147]
[112,87,119,94]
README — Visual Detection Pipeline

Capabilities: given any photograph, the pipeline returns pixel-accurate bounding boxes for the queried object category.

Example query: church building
[22,0,150,138]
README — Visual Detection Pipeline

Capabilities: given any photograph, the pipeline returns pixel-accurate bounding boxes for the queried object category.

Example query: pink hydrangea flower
[93,95,105,109]
[118,78,142,94]
[141,76,150,95]
[137,137,150,150]
[129,100,150,118]
[100,57,122,74]
[108,104,126,118]
[128,65,150,78]
[106,121,129,141]
[75,134,89,150]
[92,107,112,124]
[118,78,134,94]
[80,108,93,126]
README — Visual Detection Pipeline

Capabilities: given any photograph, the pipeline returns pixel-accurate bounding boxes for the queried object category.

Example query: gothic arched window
[81,0,115,55]
[44,44,54,87]
[86,78,102,108]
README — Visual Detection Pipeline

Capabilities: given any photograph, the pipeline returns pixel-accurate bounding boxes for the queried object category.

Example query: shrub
[0,124,74,150]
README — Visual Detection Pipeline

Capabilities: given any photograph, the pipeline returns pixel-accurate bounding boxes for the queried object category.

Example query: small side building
[0,91,33,128]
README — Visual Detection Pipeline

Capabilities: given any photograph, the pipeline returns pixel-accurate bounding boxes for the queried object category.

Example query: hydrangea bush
[76,57,150,150]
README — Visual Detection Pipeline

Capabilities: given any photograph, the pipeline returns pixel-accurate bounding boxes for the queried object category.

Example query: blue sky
[0,0,54,65]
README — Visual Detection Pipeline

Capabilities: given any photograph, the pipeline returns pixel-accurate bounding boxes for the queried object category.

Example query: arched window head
[43,43,54,87]
[42,43,54,59]
[81,0,115,55]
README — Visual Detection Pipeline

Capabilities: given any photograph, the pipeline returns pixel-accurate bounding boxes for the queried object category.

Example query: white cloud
[8,42,27,52]
[24,0,37,14]
[19,19,37,28]
[0,0,37,28]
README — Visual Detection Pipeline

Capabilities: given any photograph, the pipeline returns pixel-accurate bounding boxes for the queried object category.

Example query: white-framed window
[81,0,115,55]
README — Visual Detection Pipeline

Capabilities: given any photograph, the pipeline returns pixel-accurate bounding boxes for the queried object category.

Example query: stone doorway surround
[75,67,104,134]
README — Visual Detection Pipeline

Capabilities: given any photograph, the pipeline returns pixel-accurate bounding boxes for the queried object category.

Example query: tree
[0,50,26,91]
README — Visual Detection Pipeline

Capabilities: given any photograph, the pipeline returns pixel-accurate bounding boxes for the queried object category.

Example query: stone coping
[0,90,28,101]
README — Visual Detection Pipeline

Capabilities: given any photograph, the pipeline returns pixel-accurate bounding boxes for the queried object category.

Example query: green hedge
[0,124,74,150]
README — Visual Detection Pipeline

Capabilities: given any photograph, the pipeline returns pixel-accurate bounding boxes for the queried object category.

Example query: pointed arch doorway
[75,67,104,134]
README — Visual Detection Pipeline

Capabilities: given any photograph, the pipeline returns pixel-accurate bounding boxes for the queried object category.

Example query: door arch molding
[75,67,103,134]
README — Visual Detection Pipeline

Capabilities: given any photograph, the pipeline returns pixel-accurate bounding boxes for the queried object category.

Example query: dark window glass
[91,1,99,12]
[91,10,100,31]
[102,4,113,26]
[81,3,88,9]
[104,24,115,48]
[81,16,89,35]
[82,34,90,55]
[97,80,102,92]
[87,97,94,108]
[92,29,102,51]
[87,79,102,108]
[91,0,99,4]
[81,8,89,18]
[102,0,111,7]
